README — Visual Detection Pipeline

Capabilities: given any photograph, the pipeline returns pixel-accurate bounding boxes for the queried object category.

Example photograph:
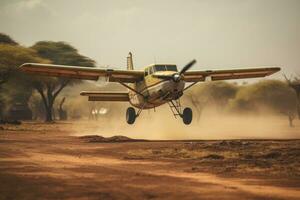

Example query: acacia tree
[230,80,297,127]
[0,67,10,86]
[30,41,96,122]
[31,78,70,122]
[284,75,300,119]
[0,43,46,118]
[0,33,18,46]
[0,33,19,85]
[185,81,238,120]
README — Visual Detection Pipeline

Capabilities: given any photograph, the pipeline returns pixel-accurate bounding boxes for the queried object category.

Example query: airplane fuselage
[128,64,185,109]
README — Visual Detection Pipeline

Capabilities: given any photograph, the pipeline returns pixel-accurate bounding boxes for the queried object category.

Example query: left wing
[19,63,144,83]
[80,91,129,101]
[183,67,280,82]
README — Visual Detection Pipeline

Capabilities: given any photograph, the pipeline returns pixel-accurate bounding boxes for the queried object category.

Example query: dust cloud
[70,104,300,140]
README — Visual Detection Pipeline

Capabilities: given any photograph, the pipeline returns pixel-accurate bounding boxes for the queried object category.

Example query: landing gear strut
[168,100,193,125]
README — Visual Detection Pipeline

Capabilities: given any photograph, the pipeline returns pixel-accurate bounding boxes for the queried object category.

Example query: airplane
[20,52,280,125]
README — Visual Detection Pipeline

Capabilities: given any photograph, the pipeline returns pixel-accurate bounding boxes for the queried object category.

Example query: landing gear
[168,100,193,125]
[126,101,193,125]
[126,106,144,125]
[126,107,136,124]
[182,107,192,125]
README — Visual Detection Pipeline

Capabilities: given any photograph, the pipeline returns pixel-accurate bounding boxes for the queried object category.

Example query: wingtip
[19,63,30,71]
[80,91,87,96]
[19,63,35,68]
[273,67,281,72]
[267,67,281,72]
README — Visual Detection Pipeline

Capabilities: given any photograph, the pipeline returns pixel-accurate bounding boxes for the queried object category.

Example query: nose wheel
[168,100,193,125]
[182,107,193,125]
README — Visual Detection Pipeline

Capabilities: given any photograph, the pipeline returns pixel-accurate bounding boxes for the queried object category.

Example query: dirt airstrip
[0,122,299,200]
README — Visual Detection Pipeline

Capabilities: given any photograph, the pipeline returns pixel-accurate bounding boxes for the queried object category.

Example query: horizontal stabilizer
[80,91,129,101]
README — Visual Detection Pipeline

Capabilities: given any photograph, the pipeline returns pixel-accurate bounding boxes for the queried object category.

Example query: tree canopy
[229,80,297,114]
[186,81,238,109]
[0,33,18,45]
[31,41,95,66]
[29,41,96,121]
[0,44,47,117]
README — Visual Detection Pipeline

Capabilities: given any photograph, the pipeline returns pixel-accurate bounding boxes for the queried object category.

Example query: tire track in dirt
[6,152,300,200]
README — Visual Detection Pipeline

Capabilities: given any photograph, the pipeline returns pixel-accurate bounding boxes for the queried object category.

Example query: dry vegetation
[124,140,300,179]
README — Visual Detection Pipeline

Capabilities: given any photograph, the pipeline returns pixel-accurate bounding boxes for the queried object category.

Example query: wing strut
[183,81,199,91]
[118,82,145,98]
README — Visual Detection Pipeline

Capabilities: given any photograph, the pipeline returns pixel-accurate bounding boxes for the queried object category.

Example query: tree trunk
[36,88,54,122]
[289,115,294,127]
[58,97,67,120]
[297,92,300,120]
[45,105,53,122]
[34,80,69,122]
[298,104,300,120]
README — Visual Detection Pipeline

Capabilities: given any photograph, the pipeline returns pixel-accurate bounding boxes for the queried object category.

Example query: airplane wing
[183,67,280,82]
[19,63,144,83]
[80,91,129,101]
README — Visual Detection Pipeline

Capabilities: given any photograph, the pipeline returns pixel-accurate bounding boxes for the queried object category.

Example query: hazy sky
[0,0,299,77]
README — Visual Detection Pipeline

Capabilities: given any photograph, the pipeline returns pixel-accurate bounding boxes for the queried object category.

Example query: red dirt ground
[0,122,299,200]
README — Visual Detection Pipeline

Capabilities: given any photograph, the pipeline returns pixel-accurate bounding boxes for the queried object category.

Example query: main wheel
[126,107,136,124]
[182,107,192,125]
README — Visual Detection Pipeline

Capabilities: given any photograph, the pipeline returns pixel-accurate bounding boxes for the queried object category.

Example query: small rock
[202,154,224,160]
[261,152,281,159]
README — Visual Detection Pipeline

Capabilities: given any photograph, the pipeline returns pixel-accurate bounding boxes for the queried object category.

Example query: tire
[182,107,192,125]
[126,107,136,124]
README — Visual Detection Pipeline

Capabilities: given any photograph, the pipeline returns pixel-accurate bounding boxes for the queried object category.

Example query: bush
[229,80,297,115]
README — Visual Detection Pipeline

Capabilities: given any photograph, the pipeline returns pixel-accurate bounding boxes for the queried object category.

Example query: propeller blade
[180,59,196,75]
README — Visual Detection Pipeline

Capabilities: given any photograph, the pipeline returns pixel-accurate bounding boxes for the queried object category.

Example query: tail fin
[127,52,134,70]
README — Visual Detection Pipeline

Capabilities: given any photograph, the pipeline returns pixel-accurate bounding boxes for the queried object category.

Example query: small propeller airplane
[20,52,280,125]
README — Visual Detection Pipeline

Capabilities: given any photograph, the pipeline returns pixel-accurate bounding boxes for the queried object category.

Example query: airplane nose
[172,73,181,82]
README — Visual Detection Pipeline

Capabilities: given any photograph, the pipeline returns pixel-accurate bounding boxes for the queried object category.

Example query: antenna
[153,55,157,64]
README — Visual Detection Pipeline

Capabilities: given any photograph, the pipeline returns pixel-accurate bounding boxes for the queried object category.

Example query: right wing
[20,63,144,83]
[183,67,280,82]
[80,91,129,101]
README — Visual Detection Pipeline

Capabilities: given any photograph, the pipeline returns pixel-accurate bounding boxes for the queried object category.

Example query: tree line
[185,80,299,127]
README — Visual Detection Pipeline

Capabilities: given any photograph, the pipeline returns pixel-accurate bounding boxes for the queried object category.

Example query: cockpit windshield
[154,65,177,72]
[166,65,177,71]
[154,65,166,71]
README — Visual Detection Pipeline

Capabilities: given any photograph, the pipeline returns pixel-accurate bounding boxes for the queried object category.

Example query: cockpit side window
[149,67,153,74]
[144,68,148,76]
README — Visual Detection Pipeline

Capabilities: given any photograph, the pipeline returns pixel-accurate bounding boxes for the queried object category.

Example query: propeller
[173,59,197,82]
[179,59,196,75]
[153,59,197,82]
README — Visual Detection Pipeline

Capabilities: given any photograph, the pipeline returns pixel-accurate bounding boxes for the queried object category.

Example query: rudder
[127,52,134,70]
